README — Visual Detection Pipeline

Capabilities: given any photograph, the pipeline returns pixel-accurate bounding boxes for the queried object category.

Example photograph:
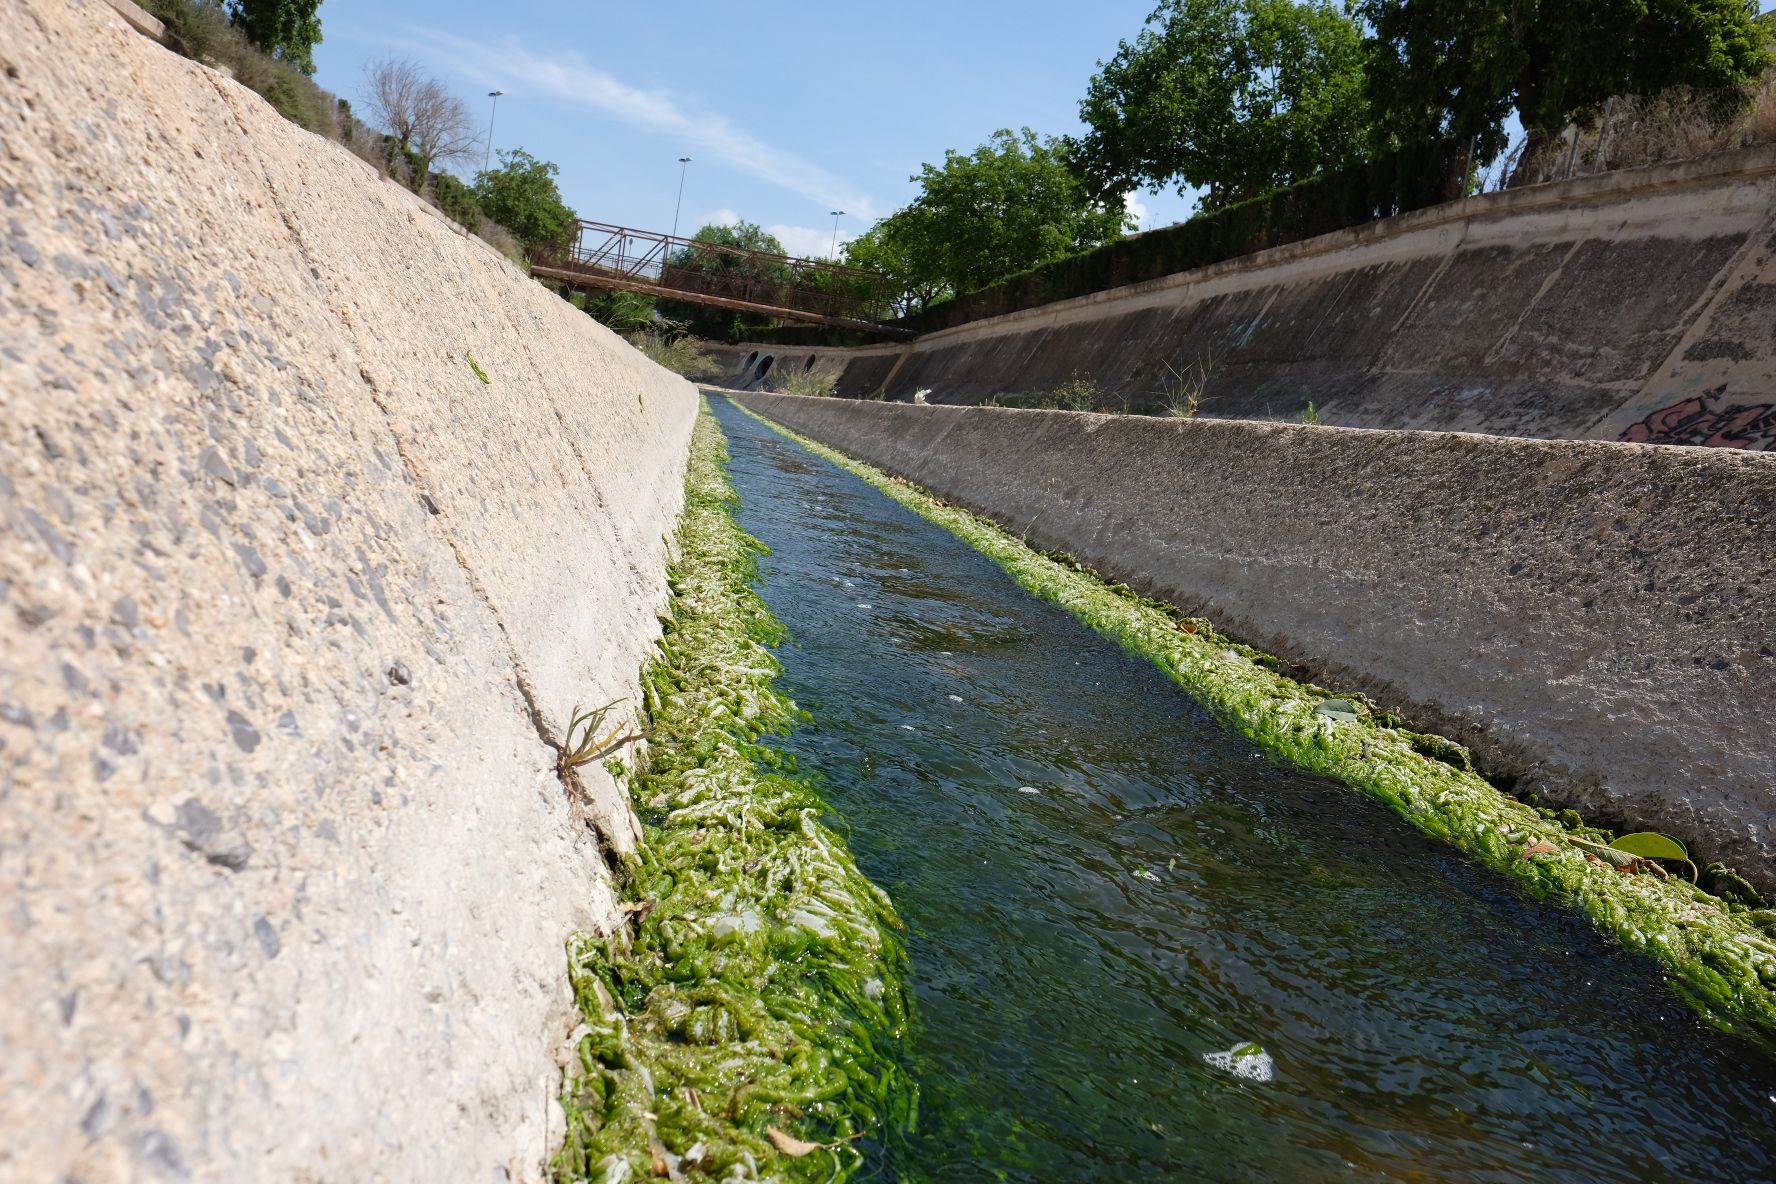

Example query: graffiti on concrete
[1621,396,1776,450]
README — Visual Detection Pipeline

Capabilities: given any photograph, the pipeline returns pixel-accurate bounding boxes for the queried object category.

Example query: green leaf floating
[466,351,491,384]
[1610,832,1689,861]
[1233,1043,1265,1058]
[1314,698,1359,723]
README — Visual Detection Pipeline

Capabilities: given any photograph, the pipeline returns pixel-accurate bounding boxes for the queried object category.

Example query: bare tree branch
[361,57,479,166]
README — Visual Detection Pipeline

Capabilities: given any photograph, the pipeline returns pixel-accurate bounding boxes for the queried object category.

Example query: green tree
[860,128,1130,304]
[1358,0,1770,166]
[669,220,790,280]
[227,0,323,75]
[474,148,576,256]
[660,221,791,339]
[842,217,950,315]
[682,220,787,257]
[1071,0,1370,210]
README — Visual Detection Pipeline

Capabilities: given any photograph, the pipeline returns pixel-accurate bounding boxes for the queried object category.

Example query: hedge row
[895,141,1456,336]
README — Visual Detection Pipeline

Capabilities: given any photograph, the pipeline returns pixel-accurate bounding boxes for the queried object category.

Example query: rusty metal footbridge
[531,220,910,339]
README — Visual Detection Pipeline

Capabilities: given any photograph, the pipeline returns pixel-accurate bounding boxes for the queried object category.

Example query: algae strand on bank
[554,406,917,1181]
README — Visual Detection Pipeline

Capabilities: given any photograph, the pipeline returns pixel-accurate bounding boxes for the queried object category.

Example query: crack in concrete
[194,69,593,819]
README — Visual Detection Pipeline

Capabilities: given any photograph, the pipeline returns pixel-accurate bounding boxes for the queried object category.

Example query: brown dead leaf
[1520,841,1559,859]
[651,1152,670,1177]
[765,1127,865,1158]
[767,1127,823,1157]
[1177,621,1198,634]
[619,899,657,925]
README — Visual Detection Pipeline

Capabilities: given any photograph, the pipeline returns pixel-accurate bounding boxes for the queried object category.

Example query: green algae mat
[554,408,916,1182]
[728,399,1776,1055]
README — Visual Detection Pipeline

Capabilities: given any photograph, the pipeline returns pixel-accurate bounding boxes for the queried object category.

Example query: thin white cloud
[1124,192,1151,232]
[405,29,875,219]
[770,224,852,260]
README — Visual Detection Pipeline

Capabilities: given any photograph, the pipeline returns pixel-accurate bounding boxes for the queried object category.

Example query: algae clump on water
[554,405,917,1182]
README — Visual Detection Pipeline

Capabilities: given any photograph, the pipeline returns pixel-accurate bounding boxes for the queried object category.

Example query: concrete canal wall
[736,393,1776,894]
[719,147,1776,449]
[0,1,698,1179]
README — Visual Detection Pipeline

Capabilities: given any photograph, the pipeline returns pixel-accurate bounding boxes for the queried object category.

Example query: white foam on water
[1203,1043,1274,1082]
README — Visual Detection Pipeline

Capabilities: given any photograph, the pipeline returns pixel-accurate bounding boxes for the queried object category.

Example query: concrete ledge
[99,0,164,40]
[737,393,1776,894]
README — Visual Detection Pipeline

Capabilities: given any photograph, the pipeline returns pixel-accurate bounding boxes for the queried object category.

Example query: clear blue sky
[311,0,1201,258]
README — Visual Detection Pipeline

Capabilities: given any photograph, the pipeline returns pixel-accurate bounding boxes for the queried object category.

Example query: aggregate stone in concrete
[0,1,697,1179]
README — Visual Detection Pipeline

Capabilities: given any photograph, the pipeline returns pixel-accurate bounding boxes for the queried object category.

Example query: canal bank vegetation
[771,368,840,398]
[555,408,916,1182]
[142,0,573,264]
[626,329,718,380]
[733,402,1776,1053]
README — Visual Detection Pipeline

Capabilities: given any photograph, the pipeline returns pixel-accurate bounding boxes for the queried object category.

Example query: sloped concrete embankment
[736,394,1776,895]
[0,1,698,1179]
[721,149,1776,449]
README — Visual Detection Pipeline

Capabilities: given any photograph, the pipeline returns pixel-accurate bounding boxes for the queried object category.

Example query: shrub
[145,0,336,134]
[255,64,336,134]
[585,290,658,332]
[474,218,525,264]
[628,330,716,379]
[1047,370,1100,411]
[431,171,482,229]
[774,368,837,397]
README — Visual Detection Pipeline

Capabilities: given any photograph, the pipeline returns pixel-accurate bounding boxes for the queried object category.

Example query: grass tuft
[628,330,717,379]
[773,368,839,397]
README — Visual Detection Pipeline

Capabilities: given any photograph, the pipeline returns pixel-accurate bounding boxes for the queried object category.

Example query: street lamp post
[829,210,845,259]
[671,157,693,239]
[482,90,504,175]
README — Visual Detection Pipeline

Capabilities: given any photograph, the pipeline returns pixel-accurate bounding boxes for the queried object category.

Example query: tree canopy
[852,128,1130,311]
[685,220,787,256]
[227,0,323,75]
[474,148,576,255]
[842,217,949,316]
[1071,0,1370,211]
[1357,0,1770,161]
[362,57,479,168]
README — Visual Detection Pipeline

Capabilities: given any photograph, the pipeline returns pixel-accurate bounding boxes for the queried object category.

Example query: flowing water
[707,397,1776,1184]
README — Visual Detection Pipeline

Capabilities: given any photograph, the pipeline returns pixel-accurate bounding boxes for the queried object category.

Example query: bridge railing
[533,220,901,326]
